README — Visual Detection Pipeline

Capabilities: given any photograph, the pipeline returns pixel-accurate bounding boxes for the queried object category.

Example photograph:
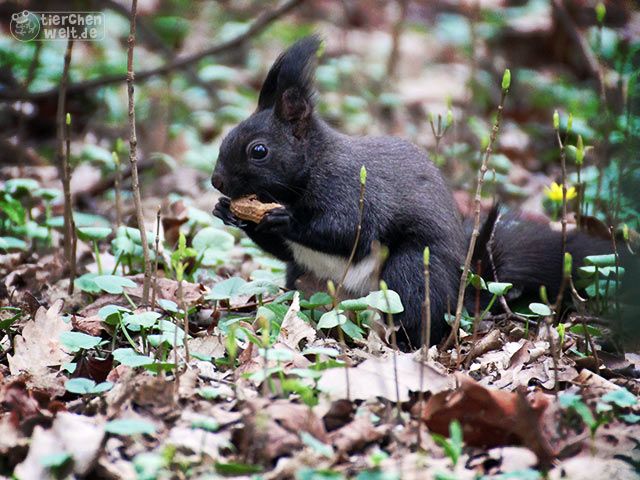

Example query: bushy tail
[469,206,612,304]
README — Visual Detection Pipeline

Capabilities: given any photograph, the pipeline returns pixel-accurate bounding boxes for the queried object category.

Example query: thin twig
[609,226,622,328]
[445,72,510,351]
[65,113,77,294]
[151,206,161,310]
[178,278,189,363]
[2,0,306,102]
[327,280,350,402]
[127,0,152,306]
[555,119,569,265]
[382,282,402,424]
[386,0,409,79]
[333,168,367,402]
[56,39,75,294]
[113,151,123,229]
[544,316,560,395]
[580,317,600,369]
[417,247,430,447]
[335,168,366,300]
[550,0,602,90]
[552,112,571,321]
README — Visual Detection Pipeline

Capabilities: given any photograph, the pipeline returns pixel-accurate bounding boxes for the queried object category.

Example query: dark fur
[212,36,610,349]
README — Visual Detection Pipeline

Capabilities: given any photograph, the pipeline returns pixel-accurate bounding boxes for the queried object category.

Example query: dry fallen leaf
[419,373,555,465]
[318,352,454,401]
[13,412,104,478]
[278,292,316,350]
[71,314,105,337]
[235,398,326,462]
[8,300,72,377]
[329,414,389,454]
[549,456,637,480]
[187,335,226,360]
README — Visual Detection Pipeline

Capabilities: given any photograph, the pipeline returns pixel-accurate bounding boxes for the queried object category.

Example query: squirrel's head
[211,35,322,203]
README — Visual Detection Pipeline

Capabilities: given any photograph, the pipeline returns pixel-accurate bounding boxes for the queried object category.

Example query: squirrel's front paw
[255,207,291,235]
[213,197,248,229]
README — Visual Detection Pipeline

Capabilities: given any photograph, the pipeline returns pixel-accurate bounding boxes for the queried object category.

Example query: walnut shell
[230,195,282,223]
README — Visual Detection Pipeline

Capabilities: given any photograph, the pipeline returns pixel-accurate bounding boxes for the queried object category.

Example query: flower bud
[564,252,573,278]
[553,110,560,131]
[501,68,511,91]
[539,285,549,305]
[360,165,367,186]
[423,246,430,267]
[446,109,454,128]
[596,2,606,24]
[576,135,585,165]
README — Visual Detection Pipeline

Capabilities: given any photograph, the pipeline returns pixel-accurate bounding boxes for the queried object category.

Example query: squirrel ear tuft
[257,35,322,133]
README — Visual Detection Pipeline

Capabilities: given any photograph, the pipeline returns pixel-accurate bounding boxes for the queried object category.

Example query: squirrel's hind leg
[381,246,454,350]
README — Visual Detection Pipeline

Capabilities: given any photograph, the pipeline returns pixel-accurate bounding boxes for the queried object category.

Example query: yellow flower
[545,182,577,202]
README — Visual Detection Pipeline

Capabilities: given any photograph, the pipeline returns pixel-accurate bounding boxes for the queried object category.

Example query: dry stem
[336,179,366,300]
[55,39,75,294]
[417,248,431,445]
[446,87,508,350]
[151,206,161,310]
[127,0,152,305]
[386,0,409,79]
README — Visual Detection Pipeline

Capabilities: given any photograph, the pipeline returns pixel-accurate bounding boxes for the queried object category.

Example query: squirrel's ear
[257,35,322,136]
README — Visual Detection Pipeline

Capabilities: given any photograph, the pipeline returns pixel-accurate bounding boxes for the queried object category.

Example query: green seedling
[432,419,463,467]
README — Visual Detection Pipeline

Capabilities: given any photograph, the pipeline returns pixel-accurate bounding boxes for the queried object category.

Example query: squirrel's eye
[249,143,268,160]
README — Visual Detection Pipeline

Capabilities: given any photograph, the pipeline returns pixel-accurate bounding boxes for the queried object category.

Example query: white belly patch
[286,241,379,296]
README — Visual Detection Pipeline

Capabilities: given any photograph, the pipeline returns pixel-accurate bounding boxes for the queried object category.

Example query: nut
[230,195,282,223]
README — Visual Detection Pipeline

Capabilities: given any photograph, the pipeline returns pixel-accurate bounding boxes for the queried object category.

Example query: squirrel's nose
[211,173,224,192]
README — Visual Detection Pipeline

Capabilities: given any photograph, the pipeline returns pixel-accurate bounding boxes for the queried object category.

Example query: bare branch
[3,0,306,102]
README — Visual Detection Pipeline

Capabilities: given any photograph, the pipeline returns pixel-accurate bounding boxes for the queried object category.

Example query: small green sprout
[564,252,573,278]
[501,68,511,91]
[432,419,463,467]
[595,2,606,24]
[360,165,367,186]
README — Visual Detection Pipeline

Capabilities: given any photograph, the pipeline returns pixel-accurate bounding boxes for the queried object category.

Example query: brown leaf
[187,335,226,360]
[318,352,454,401]
[464,328,502,367]
[71,315,104,336]
[128,274,205,305]
[322,399,355,432]
[329,415,389,454]
[74,355,113,383]
[419,374,555,465]
[278,292,316,350]
[267,399,327,442]
[162,199,190,246]
[235,398,325,462]
[8,300,72,377]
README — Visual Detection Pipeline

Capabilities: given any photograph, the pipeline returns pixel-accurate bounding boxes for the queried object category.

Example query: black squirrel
[211,36,611,349]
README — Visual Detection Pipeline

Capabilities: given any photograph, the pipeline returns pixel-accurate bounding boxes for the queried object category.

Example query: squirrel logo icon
[10,10,40,42]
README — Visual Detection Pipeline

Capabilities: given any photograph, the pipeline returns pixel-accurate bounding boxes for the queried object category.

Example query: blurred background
[0,0,637,221]
[0,0,638,312]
